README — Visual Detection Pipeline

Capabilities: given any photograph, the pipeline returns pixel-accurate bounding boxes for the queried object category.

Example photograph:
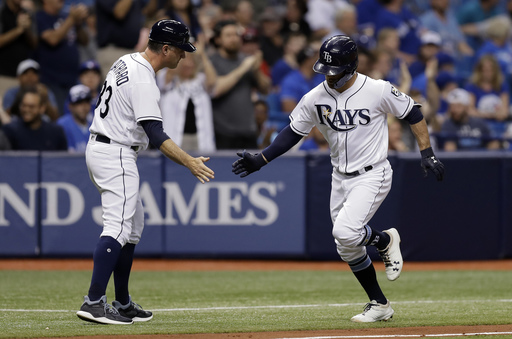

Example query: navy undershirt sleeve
[403,105,424,125]
[261,125,303,162]
[140,120,170,149]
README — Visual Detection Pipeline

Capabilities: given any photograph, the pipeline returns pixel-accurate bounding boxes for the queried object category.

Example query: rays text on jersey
[315,104,371,132]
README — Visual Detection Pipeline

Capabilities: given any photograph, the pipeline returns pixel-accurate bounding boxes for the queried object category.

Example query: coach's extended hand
[420,147,444,181]
[232,150,267,178]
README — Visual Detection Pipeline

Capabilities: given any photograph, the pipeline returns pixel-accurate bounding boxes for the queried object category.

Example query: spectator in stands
[436,70,459,117]
[465,54,509,140]
[95,0,146,74]
[280,43,324,115]
[409,31,442,79]
[440,88,500,151]
[157,36,217,152]
[323,4,376,50]
[280,0,311,38]
[254,99,277,149]
[62,59,101,116]
[457,0,503,51]
[299,126,329,151]
[57,84,92,152]
[388,116,409,151]
[0,0,38,93]
[356,46,375,76]
[374,0,423,64]
[304,0,348,40]
[258,8,284,68]
[0,98,12,150]
[2,87,67,151]
[78,60,101,106]
[197,0,222,42]
[234,0,255,33]
[3,59,59,121]
[209,20,271,150]
[35,0,89,116]
[373,28,402,87]
[474,16,512,89]
[420,0,474,59]
[157,0,202,40]
[271,32,307,88]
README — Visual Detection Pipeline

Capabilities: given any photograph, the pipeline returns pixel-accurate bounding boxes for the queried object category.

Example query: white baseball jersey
[289,74,416,173]
[90,53,163,151]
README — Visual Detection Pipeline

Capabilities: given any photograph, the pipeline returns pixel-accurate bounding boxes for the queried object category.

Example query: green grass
[0,269,511,338]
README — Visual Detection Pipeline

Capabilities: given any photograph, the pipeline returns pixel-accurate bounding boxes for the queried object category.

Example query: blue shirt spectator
[456,0,503,51]
[57,84,92,152]
[374,1,422,57]
[35,1,88,115]
[280,71,324,111]
[95,0,143,49]
[420,0,472,59]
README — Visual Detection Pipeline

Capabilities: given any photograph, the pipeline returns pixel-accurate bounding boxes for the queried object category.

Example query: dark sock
[367,226,390,251]
[352,263,387,304]
[88,236,122,301]
[114,243,136,305]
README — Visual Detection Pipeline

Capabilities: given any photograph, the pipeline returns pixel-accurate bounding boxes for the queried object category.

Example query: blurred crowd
[1,0,512,152]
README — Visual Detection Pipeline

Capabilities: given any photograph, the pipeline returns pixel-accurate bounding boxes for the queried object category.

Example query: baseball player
[77,19,215,325]
[233,35,444,322]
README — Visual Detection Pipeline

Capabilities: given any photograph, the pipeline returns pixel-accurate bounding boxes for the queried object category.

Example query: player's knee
[332,226,360,248]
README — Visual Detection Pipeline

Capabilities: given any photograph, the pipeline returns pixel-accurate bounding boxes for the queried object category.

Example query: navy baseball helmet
[149,19,196,52]
[313,35,358,76]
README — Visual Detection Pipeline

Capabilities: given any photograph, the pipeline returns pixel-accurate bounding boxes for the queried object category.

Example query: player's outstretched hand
[420,147,444,181]
[188,156,215,184]
[232,150,267,178]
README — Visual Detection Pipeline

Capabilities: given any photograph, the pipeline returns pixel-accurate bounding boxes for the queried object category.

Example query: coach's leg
[88,236,122,301]
[114,196,144,305]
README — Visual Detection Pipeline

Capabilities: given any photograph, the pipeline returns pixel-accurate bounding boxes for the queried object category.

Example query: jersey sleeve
[131,82,162,122]
[380,81,416,119]
[289,95,315,136]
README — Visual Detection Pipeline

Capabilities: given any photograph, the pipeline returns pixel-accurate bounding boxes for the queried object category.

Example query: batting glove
[420,147,444,181]
[232,150,267,178]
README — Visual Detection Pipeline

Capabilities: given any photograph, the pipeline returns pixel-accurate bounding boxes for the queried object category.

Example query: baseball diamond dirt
[2,259,512,339]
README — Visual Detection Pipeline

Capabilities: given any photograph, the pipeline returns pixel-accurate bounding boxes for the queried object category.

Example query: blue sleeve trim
[140,120,170,149]
[261,125,303,162]
[403,105,424,124]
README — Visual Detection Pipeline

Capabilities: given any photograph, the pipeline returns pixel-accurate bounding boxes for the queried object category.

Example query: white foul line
[1,299,512,313]
[277,332,512,339]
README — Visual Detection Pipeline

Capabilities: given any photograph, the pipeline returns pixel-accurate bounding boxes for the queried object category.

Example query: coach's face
[164,45,186,69]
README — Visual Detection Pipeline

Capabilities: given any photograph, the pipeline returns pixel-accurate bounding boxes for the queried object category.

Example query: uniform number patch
[391,86,402,97]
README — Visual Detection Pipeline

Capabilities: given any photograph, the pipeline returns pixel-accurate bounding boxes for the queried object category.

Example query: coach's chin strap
[333,71,355,89]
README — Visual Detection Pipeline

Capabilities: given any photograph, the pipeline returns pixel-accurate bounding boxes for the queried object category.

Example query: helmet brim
[176,42,197,53]
[149,38,197,52]
[313,60,344,76]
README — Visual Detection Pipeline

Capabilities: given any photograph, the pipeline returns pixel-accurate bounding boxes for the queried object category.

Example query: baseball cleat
[113,297,153,322]
[350,300,394,323]
[77,295,133,325]
[378,228,403,281]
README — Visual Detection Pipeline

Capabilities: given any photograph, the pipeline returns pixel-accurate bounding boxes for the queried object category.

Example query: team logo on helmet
[323,51,332,63]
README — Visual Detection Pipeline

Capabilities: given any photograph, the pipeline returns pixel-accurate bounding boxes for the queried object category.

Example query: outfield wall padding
[0,151,510,260]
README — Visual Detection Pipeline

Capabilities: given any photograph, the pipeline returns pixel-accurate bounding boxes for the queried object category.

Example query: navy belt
[342,165,373,177]
[95,134,139,152]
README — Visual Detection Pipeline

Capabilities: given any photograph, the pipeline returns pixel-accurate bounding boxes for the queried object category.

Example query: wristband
[420,147,434,158]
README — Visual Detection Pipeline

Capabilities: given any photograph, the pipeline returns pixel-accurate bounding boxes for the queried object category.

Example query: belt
[95,134,139,152]
[341,165,373,177]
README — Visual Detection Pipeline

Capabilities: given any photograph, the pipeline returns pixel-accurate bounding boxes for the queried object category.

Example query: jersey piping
[117,148,127,241]
[343,75,367,173]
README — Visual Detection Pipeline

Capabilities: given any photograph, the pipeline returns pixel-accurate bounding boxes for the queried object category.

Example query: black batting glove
[420,147,444,181]
[232,150,267,178]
